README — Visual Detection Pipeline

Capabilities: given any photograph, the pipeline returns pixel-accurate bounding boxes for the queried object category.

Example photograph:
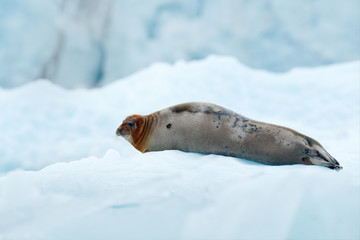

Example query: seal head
[116,114,154,153]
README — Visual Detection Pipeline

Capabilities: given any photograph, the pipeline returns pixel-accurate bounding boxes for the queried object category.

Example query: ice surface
[0,0,359,88]
[0,56,359,239]
[1,150,358,240]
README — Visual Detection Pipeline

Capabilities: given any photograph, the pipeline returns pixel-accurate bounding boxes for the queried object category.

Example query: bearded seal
[116,102,342,170]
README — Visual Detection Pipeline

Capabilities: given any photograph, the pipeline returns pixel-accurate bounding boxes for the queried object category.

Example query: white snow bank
[0,149,359,239]
[0,56,358,174]
[0,56,359,239]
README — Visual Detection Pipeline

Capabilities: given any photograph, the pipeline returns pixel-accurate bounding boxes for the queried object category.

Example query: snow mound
[0,56,358,174]
[0,149,359,239]
[0,56,359,239]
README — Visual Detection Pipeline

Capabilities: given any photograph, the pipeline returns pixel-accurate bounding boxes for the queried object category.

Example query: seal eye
[127,122,134,129]
[303,149,311,155]
[166,123,172,129]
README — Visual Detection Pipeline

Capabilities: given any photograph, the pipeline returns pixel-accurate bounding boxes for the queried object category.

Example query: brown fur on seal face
[116,102,342,170]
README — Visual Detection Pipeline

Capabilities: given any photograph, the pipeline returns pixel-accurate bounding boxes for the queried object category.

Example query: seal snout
[116,124,131,136]
[115,126,123,136]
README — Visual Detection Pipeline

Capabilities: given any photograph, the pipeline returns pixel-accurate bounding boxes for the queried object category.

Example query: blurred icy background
[0,0,359,88]
[0,1,359,240]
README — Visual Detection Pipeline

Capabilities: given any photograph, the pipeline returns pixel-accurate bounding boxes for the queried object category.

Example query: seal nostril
[166,123,172,129]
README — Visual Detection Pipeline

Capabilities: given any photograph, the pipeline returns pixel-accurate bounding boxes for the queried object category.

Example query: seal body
[116,102,342,170]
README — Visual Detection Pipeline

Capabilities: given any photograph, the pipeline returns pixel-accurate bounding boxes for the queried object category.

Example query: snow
[0,56,359,239]
[0,0,359,88]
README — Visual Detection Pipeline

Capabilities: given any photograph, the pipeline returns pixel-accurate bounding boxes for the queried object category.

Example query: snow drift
[0,56,359,239]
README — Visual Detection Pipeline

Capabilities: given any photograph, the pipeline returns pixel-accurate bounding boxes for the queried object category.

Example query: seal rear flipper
[307,148,342,170]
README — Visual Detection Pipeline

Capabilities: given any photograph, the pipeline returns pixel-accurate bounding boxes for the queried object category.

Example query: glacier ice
[0,0,359,88]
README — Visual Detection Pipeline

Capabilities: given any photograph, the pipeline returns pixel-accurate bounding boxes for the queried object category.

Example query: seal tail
[324,151,343,171]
